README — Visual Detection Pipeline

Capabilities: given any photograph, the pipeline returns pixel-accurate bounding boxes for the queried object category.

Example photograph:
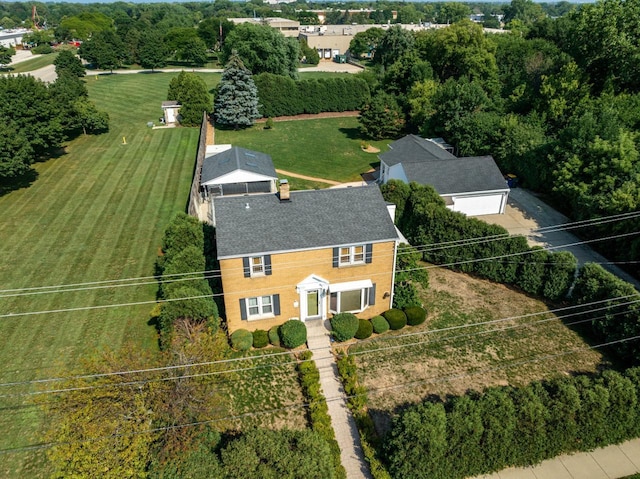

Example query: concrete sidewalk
[306,319,372,479]
[474,438,640,479]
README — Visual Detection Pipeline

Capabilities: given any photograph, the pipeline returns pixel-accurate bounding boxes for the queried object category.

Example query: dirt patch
[255,111,359,123]
[349,265,606,431]
[361,146,380,153]
[275,169,341,186]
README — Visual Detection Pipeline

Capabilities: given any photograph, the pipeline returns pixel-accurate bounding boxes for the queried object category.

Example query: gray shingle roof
[402,156,508,195]
[214,186,398,258]
[201,147,277,184]
[379,134,456,166]
[380,135,508,195]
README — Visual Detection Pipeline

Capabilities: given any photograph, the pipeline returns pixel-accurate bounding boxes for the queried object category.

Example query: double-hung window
[240,294,280,320]
[243,255,272,277]
[339,245,365,266]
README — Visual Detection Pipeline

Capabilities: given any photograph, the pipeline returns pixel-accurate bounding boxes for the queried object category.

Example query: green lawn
[3,52,58,73]
[216,117,387,182]
[0,71,222,477]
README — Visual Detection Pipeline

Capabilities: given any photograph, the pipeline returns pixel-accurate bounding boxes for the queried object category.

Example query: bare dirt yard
[349,265,606,431]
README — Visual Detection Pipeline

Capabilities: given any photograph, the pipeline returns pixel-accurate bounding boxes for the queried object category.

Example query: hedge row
[255,73,371,118]
[337,355,390,479]
[382,181,576,302]
[157,213,218,349]
[571,263,640,363]
[297,351,347,479]
[331,307,427,342]
[385,368,640,479]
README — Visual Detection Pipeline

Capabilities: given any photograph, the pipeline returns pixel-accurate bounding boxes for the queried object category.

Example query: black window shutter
[265,255,272,275]
[240,298,247,320]
[369,283,376,305]
[273,294,281,315]
[365,243,373,263]
[242,257,250,277]
[333,247,339,267]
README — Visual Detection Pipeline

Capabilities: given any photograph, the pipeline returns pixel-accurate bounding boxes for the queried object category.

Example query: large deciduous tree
[214,52,260,129]
[137,31,170,71]
[167,71,211,127]
[374,25,415,69]
[54,49,86,77]
[349,27,385,60]
[0,45,14,65]
[221,23,299,79]
[78,30,126,72]
[358,91,405,140]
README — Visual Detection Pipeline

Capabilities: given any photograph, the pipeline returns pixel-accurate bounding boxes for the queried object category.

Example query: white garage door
[449,194,506,216]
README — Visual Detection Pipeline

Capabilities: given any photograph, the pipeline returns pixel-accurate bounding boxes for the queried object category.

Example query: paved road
[481,188,640,290]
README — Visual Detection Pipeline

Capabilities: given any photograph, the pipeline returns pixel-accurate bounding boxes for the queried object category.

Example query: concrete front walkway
[306,319,372,479]
[474,438,640,479]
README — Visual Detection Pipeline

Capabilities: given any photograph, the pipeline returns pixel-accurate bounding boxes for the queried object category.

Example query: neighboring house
[379,134,509,216]
[161,101,181,125]
[214,183,399,333]
[201,146,278,224]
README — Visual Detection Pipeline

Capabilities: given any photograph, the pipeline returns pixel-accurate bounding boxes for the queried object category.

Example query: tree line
[0,50,108,191]
[355,0,640,274]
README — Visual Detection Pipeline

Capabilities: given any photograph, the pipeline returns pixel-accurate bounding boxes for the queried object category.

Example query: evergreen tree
[214,51,260,129]
[167,72,211,127]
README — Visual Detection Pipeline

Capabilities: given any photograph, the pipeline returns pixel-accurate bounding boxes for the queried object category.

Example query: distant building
[0,28,29,48]
[228,17,300,37]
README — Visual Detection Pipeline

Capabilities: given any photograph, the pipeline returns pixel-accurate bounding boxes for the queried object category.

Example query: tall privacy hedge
[255,73,371,118]
[381,181,576,302]
[385,368,640,479]
[157,213,218,349]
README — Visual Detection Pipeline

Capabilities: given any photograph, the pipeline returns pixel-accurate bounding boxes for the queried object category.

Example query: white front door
[305,289,322,320]
[297,275,329,321]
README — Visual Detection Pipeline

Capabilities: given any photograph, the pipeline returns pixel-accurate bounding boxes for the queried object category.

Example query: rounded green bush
[231,329,253,351]
[405,306,427,326]
[268,326,281,346]
[371,315,389,334]
[331,313,360,342]
[383,309,407,330]
[252,329,269,348]
[354,319,373,339]
[279,320,307,348]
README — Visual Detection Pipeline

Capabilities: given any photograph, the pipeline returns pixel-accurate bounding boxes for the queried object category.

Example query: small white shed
[161,101,181,125]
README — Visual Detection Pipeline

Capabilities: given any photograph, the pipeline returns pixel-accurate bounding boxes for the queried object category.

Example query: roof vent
[245,203,250,209]
[279,179,290,202]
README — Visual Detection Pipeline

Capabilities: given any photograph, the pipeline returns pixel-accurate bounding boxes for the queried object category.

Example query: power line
[3,227,639,319]
[1,294,636,395]
[1,332,638,456]
[2,208,639,298]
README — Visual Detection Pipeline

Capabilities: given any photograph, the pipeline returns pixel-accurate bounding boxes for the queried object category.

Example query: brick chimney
[279,179,290,202]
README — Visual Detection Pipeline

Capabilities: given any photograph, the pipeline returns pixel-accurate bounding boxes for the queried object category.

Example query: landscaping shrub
[230,329,253,351]
[32,44,53,54]
[279,320,307,348]
[331,313,360,342]
[384,367,640,479]
[371,315,389,334]
[392,281,421,309]
[268,325,281,346]
[252,329,269,348]
[404,306,427,326]
[383,309,407,330]
[355,319,373,339]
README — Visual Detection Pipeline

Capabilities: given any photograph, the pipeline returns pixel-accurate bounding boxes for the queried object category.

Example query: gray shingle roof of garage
[214,186,399,258]
[201,147,277,184]
[379,134,456,166]
[402,155,508,195]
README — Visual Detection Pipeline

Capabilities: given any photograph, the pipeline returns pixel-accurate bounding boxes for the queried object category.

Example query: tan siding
[221,242,396,333]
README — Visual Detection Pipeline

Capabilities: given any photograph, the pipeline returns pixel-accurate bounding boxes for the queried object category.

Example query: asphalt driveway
[480,188,640,290]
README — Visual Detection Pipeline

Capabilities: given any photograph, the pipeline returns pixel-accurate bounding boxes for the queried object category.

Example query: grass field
[0,71,224,477]
[349,266,606,433]
[2,52,58,73]
[216,117,387,182]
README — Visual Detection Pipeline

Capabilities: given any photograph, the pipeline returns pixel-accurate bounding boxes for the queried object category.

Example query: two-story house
[213,182,399,333]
